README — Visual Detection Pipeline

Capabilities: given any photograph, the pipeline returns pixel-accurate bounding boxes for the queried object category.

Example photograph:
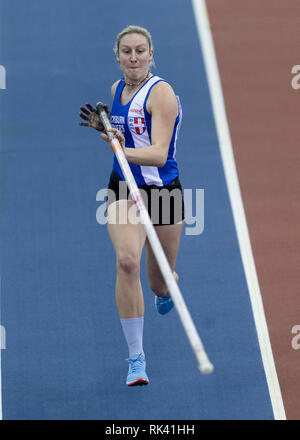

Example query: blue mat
[0,0,273,419]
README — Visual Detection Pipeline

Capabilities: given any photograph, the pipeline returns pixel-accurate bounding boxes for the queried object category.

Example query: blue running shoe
[126,353,149,386]
[155,294,174,315]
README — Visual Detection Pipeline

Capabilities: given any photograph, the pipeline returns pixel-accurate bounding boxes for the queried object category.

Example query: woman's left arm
[124,81,178,167]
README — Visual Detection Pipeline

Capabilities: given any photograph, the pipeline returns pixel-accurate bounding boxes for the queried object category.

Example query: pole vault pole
[97,102,214,374]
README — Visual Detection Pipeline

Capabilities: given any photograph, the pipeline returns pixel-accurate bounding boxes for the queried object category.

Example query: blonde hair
[114,25,155,68]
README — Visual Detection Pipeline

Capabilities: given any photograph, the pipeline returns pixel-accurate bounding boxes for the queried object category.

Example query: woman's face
[117,33,153,82]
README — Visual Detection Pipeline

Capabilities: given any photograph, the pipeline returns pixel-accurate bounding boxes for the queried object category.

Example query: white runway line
[0,0,3,419]
[191,0,286,420]
[0,276,3,420]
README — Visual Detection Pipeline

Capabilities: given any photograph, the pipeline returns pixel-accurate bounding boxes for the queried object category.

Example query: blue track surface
[0,0,274,419]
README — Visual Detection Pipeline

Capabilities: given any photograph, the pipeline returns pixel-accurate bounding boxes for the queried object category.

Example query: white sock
[120,317,144,358]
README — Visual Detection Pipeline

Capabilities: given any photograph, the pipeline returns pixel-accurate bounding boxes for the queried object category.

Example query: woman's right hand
[78,102,110,132]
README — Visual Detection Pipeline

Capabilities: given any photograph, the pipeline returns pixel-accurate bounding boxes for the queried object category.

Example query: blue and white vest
[110,75,182,186]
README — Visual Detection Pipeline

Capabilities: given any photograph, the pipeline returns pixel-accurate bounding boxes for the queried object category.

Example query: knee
[116,251,140,278]
[148,278,168,296]
[148,271,178,296]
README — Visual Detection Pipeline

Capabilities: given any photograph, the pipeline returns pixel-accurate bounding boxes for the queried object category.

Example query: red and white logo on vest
[129,116,146,135]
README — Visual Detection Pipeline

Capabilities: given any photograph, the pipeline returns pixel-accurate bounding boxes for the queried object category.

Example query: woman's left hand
[101,128,126,150]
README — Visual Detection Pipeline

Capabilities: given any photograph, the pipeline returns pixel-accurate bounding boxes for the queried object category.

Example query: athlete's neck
[122,71,151,89]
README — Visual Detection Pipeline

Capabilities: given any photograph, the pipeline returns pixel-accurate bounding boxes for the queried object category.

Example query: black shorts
[107,170,185,225]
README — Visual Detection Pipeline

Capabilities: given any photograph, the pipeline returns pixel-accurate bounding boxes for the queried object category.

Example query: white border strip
[0,0,3,420]
[0,276,3,420]
[191,0,286,420]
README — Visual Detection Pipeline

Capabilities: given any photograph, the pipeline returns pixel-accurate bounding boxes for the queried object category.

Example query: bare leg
[146,221,184,296]
[107,200,146,318]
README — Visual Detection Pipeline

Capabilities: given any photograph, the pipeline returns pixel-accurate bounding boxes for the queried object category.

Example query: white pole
[97,103,214,374]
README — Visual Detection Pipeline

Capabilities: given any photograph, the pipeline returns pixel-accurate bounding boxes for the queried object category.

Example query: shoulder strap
[113,79,125,102]
[130,75,163,110]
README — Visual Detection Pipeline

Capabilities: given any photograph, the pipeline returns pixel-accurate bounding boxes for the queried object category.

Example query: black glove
[78,102,110,132]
